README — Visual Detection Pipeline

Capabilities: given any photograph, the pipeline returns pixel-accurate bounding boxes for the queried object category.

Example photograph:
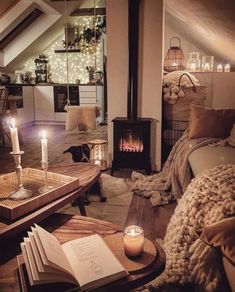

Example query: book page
[34,224,73,275]
[24,238,40,282]
[62,234,128,289]
[28,232,44,273]
[21,242,34,286]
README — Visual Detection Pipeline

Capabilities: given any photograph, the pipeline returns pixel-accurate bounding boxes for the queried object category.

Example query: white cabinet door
[34,86,54,121]
[17,86,34,125]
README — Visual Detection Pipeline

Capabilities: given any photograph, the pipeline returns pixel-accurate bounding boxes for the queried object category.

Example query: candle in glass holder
[217,64,223,72]
[204,63,210,71]
[123,225,144,257]
[9,118,20,154]
[224,64,230,72]
[41,130,48,162]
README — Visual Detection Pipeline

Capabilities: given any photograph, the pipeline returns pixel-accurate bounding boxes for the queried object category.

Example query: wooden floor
[0,124,107,174]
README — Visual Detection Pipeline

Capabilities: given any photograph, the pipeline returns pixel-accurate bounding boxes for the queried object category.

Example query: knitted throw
[145,164,235,291]
[131,129,219,205]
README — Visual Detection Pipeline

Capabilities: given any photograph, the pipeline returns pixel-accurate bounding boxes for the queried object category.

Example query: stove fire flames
[119,132,144,152]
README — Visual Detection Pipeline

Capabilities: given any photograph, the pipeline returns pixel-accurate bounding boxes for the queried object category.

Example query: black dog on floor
[63,144,90,163]
[63,144,107,204]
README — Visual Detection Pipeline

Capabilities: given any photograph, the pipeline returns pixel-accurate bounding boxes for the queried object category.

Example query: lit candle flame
[130,228,136,236]
[41,130,47,139]
[10,118,16,128]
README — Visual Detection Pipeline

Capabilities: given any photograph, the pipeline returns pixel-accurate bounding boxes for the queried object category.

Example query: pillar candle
[41,130,48,162]
[9,118,20,154]
[123,225,144,257]
[204,63,210,71]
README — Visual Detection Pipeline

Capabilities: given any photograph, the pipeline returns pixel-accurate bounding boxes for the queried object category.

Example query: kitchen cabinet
[79,85,104,123]
[5,85,34,126]
[34,86,54,121]
[17,86,34,125]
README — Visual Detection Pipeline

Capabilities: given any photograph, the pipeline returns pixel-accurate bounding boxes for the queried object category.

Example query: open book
[19,224,128,291]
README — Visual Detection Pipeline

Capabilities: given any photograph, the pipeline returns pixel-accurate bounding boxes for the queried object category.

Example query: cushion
[222,257,235,292]
[228,124,235,146]
[188,145,235,177]
[189,104,235,139]
[200,216,235,265]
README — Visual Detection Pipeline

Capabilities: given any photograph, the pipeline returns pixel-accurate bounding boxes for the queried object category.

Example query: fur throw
[142,164,235,292]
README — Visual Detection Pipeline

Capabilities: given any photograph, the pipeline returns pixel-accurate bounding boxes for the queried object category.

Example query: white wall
[139,0,164,170]
[164,11,232,70]
[106,0,164,171]
[106,0,128,164]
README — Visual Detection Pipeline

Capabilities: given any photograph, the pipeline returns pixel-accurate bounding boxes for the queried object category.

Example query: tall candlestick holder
[38,161,54,194]
[10,151,33,200]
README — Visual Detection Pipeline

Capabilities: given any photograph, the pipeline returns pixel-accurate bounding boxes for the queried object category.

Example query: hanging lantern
[164,37,185,72]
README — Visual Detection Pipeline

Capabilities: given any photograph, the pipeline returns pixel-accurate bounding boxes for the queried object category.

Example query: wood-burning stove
[111,0,153,174]
[111,118,152,175]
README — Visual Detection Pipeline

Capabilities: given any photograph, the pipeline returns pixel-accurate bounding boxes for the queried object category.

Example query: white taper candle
[41,130,48,162]
[9,118,20,154]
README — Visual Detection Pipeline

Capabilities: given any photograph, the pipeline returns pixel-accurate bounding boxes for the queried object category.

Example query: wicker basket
[163,73,207,121]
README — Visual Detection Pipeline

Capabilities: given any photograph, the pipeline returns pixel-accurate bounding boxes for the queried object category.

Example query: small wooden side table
[0,214,165,292]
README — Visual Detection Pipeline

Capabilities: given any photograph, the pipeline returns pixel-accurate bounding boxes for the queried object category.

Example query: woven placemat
[104,233,157,273]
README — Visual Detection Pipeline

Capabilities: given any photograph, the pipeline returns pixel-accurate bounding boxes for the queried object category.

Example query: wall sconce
[164,37,186,72]
[88,139,108,170]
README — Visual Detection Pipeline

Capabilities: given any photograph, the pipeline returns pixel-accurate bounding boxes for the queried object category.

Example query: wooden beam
[70,7,106,16]
[0,8,43,50]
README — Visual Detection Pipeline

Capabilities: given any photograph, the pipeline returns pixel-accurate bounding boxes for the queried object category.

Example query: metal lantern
[164,37,185,72]
[88,139,108,170]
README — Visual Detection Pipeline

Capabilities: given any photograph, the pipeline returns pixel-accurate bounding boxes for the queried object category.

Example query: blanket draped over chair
[131,129,219,205]
[65,105,100,131]
[142,164,235,291]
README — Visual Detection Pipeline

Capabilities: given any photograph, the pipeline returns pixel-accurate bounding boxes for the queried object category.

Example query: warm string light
[23,16,104,84]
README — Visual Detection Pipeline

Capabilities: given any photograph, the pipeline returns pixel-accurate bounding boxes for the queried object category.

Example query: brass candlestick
[10,151,33,200]
[38,161,53,194]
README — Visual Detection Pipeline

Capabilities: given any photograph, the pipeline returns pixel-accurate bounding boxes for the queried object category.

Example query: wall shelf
[54,49,81,53]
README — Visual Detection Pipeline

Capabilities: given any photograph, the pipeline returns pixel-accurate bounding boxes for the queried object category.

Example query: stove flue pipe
[127,0,140,120]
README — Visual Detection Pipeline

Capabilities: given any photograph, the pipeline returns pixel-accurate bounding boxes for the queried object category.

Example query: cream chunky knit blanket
[131,129,219,206]
[143,164,235,292]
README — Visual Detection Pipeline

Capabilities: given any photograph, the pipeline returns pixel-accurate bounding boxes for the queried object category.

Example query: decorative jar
[202,56,214,72]
[187,52,201,72]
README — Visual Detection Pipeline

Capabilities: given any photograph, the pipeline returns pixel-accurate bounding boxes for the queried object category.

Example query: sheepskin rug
[142,164,235,292]
[60,173,133,228]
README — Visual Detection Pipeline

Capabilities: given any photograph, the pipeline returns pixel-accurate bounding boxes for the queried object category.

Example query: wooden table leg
[74,195,87,216]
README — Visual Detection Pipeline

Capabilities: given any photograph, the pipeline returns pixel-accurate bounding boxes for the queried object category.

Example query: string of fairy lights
[23,16,103,84]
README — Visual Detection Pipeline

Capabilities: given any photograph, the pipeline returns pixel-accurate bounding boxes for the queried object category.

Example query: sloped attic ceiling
[3,0,105,72]
[165,0,235,66]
